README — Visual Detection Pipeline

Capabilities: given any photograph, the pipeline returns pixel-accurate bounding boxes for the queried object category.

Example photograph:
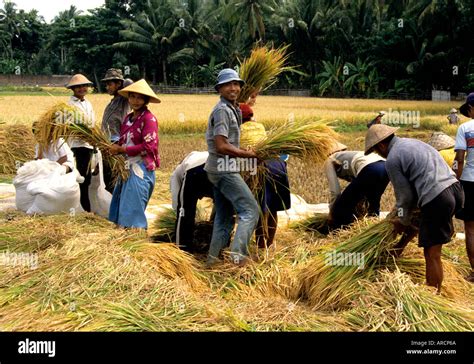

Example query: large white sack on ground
[13,159,62,212]
[88,150,112,218]
[26,169,82,215]
[277,194,330,226]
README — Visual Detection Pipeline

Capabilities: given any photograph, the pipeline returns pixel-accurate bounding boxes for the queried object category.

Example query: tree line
[1,0,473,97]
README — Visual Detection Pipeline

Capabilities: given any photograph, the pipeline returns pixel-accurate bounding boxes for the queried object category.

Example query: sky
[8,0,106,22]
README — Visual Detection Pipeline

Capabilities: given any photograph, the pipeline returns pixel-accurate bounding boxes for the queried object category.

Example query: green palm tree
[232,0,277,41]
[0,1,19,59]
[114,0,190,85]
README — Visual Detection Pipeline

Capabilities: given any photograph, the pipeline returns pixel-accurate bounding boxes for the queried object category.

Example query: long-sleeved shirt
[119,108,160,171]
[101,94,131,142]
[385,136,457,225]
[324,151,385,205]
[68,96,95,149]
[35,138,75,171]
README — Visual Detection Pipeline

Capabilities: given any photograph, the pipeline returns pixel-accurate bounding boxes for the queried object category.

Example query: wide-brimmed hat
[66,74,93,89]
[427,132,455,151]
[329,141,348,155]
[450,108,458,113]
[364,124,399,155]
[378,111,386,116]
[102,68,125,82]
[214,68,245,91]
[118,79,161,103]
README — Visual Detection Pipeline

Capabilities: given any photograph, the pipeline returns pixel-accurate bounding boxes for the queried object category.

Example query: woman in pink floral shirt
[109,79,160,229]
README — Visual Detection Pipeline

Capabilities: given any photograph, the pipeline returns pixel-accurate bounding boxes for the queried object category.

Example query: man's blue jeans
[206,172,259,263]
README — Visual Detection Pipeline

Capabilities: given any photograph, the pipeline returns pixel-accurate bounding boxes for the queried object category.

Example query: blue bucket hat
[214,68,245,91]
[460,92,474,117]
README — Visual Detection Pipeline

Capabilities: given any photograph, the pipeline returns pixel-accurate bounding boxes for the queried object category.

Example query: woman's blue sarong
[109,162,155,229]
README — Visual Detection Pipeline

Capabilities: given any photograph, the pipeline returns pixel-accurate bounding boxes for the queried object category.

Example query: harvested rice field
[0,93,472,332]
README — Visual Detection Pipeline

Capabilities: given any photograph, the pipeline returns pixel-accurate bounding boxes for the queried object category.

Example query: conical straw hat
[364,124,399,154]
[427,132,455,151]
[66,74,93,88]
[118,79,161,103]
[329,141,348,155]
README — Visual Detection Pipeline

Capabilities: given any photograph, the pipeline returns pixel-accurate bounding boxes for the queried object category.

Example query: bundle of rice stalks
[243,119,337,212]
[34,102,82,151]
[0,124,35,174]
[297,219,400,311]
[151,206,213,253]
[290,213,329,234]
[345,269,474,331]
[121,240,206,290]
[152,207,177,242]
[253,119,337,163]
[35,102,128,181]
[387,254,473,302]
[62,123,129,182]
[238,44,294,103]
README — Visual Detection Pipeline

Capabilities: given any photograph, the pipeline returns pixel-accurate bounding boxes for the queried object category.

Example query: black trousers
[102,157,116,194]
[331,161,389,229]
[71,147,93,212]
[175,164,214,250]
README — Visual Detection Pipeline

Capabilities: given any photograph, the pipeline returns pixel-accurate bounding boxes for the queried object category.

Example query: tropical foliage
[0,0,473,96]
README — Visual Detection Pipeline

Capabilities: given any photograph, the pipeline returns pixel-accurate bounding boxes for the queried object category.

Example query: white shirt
[35,138,75,171]
[170,151,209,210]
[454,119,474,181]
[68,96,95,149]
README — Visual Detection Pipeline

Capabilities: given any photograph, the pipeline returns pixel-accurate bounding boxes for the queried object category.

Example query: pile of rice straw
[1,209,471,332]
[0,124,35,174]
[345,269,474,331]
[0,211,213,331]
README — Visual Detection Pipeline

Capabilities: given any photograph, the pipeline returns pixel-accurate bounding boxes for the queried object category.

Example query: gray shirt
[204,96,242,173]
[101,94,130,142]
[385,136,457,225]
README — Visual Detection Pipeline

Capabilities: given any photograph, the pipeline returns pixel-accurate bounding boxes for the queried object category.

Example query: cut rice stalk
[238,44,295,103]
[297,219,400,311]
[345,269,474,331]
